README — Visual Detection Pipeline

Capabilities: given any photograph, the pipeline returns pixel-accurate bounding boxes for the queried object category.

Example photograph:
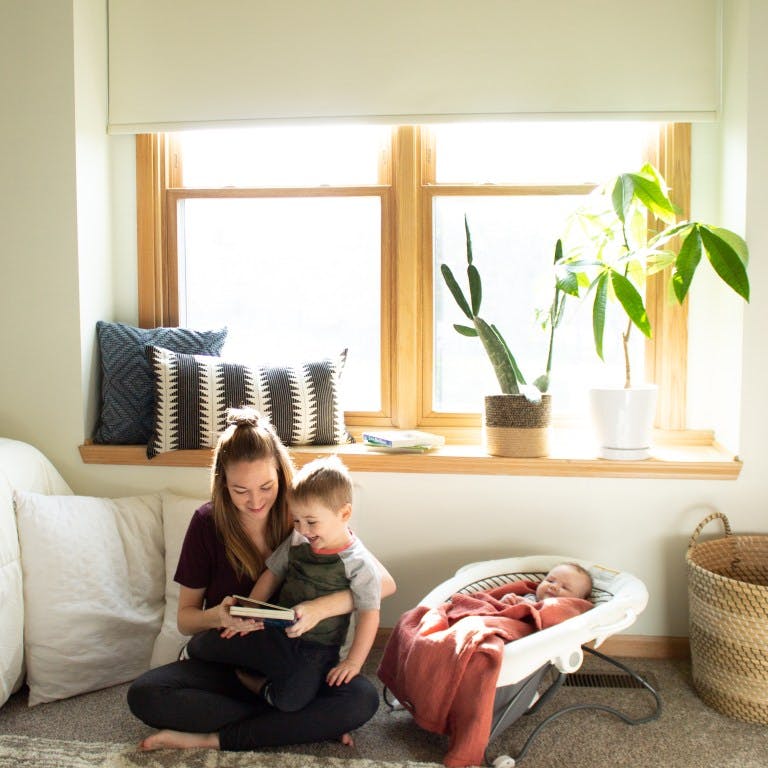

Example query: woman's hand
[217,595,265,638]
[326,658,361,686]
[284,600,325,638]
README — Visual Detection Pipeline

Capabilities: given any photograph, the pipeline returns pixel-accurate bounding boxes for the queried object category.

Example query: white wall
[0,0,84,475]
[74,0,113,436]
[1,0,766,634]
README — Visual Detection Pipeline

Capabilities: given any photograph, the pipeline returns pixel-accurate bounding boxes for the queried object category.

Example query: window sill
[79,430,742,480]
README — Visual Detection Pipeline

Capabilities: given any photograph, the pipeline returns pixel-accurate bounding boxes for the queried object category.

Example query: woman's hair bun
[226,406,261,428]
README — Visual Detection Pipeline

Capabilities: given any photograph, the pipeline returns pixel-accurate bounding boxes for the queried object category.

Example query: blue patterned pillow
[145,345,351,458]
[93,322,228,445]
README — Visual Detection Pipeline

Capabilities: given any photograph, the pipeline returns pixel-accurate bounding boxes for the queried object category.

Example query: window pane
[176,126,389,187]
[433,196,644,416]
[433,122,657,184]
[178,196,381,412]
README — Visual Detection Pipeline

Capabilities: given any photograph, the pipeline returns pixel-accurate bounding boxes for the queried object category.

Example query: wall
[0,0,766,635]
[0,0,83,467]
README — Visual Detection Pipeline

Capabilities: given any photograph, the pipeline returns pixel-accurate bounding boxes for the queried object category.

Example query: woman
[127,407,396,751]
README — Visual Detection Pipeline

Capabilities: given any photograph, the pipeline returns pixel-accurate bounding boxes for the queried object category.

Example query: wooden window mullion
[645,123,691,430]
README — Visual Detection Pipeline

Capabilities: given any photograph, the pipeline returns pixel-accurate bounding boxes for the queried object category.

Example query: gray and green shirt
[266,529,381,646]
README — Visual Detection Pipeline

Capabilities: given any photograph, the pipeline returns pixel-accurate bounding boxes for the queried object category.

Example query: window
[137,123,689,441]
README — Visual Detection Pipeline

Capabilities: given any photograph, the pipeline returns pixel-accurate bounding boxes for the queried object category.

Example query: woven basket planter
[483,394,551,458]
[686,511,768,724]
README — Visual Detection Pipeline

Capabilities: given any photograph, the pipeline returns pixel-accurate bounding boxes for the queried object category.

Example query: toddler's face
[535,565,591,601]
[290,498,352,552]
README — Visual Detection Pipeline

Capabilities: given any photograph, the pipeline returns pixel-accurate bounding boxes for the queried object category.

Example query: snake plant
[440,217,573,395]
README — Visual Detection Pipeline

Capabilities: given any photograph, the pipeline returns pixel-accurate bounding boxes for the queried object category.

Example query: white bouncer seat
[405,555,658,767]
[419,555,648,688]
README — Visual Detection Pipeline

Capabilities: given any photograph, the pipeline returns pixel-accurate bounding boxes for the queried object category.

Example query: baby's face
[535,565,591,601]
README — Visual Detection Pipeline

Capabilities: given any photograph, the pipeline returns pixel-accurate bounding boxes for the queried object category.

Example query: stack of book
[361,430,445,453]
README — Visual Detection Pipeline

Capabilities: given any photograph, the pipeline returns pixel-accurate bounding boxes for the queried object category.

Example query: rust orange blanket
[377,580,592,767]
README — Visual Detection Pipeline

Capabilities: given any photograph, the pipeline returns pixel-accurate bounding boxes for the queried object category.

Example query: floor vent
[564,672,656,690]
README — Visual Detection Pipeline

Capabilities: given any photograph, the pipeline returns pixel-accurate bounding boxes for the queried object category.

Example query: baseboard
[593,634,690,659]
[375,628,691,659]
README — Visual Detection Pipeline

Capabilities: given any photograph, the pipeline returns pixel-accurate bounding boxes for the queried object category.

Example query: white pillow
[14,491,164,705]
[149,492,206,667]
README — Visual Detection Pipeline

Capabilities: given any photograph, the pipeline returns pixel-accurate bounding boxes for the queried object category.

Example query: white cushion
[14,491,164,705]
[0,473,24,707]
[149,492,205,667]
[0,438,72,708]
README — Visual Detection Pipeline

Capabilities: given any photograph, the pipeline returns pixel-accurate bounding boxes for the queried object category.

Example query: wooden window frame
[136,124,691,443]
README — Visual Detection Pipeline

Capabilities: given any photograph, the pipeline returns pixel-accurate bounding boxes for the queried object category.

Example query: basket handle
[688,511,732,549]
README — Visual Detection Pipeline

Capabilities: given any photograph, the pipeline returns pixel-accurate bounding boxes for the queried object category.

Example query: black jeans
[127,657,380,750]
[186,626,339,712]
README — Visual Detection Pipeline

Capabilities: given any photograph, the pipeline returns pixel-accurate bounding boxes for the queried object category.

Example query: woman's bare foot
[339,732,354,747]
[139,729,219,751]
[235,667,267,696]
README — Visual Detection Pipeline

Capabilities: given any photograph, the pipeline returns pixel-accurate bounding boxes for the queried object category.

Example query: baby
[501,562,593,604]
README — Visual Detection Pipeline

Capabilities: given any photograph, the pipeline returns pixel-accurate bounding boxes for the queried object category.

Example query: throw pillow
[93,321,228,445]
[149,492,206,667]
[14,491,165,705]
[145,345,351,458]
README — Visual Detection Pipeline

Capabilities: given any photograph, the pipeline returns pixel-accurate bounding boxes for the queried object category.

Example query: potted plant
[559,163,750,459]
[440,217,572,457]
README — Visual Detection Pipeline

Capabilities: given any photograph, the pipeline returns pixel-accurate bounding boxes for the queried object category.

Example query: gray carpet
[0,650,766,767]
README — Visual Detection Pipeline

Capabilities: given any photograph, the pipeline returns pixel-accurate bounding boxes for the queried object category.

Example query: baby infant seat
[381,555,660,767]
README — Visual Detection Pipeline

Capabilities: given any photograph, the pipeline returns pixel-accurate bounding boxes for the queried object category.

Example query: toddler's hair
[291,454,353,512]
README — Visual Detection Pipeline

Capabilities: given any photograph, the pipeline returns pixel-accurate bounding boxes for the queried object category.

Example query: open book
[229,596,296,625]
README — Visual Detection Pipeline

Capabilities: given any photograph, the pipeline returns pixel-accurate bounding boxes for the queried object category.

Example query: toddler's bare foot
[139,729,218,751]
[340,732,354,747]
[235,667,267,696]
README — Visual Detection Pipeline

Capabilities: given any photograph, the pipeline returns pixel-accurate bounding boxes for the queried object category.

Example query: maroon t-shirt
[174,502,256,608]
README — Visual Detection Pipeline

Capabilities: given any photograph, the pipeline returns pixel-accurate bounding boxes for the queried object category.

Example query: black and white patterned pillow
[145,345,351,458]
[93,322,228,445]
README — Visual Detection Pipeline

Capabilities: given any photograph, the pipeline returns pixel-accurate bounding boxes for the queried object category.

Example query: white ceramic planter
[590,385,658,460]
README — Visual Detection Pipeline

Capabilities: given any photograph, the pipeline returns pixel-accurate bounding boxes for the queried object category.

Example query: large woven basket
[686,511,768,724]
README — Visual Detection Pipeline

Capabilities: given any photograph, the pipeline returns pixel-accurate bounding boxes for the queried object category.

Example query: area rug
[0,734,439,768]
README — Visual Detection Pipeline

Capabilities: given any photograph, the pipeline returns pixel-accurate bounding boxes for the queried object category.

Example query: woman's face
[224,458,280,526]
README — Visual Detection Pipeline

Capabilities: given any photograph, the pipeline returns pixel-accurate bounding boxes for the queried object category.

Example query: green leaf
[649,220,694,248]
[611,174,634,223]
[440,264,473,319]
[625,259,646,288]
[467,264,482,315]
[645,249,676,275]
[703,226,749,266]
[464,215,473,265]
[554,239,580,296]
[533,373,550,393]
[592,273,608,360]
[629,166,678,223]
[556,268,580,297]
[492,324,526,385]
[610,270,651,338]
[699,226,750,301]
[474,317,519,393]
[453,324,478,337]
[553,238,563,265]
[671,227,703,303]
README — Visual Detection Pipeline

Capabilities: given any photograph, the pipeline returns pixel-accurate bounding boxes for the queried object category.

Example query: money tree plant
[559,163,750,388]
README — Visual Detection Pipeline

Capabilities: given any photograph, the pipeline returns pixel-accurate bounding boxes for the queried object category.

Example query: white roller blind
[108,0,721,133]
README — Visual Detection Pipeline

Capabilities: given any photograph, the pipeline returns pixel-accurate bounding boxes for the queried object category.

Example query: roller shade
[108,0,721,133]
